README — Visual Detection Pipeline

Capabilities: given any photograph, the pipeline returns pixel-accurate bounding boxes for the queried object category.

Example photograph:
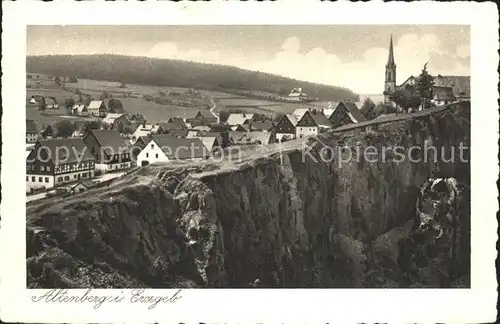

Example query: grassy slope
[26,54,359,102]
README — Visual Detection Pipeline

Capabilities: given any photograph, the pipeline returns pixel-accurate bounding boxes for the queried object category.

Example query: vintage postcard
[1,1,498,323]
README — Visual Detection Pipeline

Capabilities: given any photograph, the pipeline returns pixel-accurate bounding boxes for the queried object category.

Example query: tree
[99,91,109,101]
[64,98,75,109]
[108,99,124,113]
[36,98,46,111]
[389,87,421,112]
[415,63,435,110]
[360,97,376,120]
[54,120,76,138]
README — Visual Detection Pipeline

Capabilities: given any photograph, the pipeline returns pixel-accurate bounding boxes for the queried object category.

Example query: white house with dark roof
[87,100,107,117]
[136,136,209,167]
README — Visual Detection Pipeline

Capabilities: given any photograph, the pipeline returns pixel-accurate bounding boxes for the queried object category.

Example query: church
[383,35,470,108]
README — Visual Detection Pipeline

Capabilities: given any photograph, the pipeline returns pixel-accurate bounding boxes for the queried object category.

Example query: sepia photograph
[25,25,471,289]
[1,1,498,323]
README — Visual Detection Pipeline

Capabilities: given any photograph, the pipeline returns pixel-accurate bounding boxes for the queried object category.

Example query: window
[58,177,62,183]
[155,154,158,158]
[74,174,77,179]
[32,176,35,182]
[45,177,49,183]
[47,166,51,172]
[41,166,45,171]
[146,153,149,158]
[64,176,69,181]
[39,177,43,182]
[151,144,154,149]
[83,173,87,178]
[26,176,28,181]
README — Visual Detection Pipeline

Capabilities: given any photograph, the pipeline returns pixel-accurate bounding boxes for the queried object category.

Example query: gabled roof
[150,137,209,160]
[333,101,367,123]
[87,129,130,156]
[198,136,218,151]
[310,111,332,127]
[26,119,38,133]
[196,110,218,120]
[250,121,274,131]
[434,75,470,98]
[297,110,331,127]
[229,131,272,145]
[433,86,455,101]
[293,108,310,120]
[72,104,87,113]
[88,100,104,109]
[163,129,189,139]
[194,125,211,132]
[72,179,96,189]
[226,113,254,125]
[282,114,298,126]
[33,138,94,165]
[159,122,184,131]
[102,113,126,124]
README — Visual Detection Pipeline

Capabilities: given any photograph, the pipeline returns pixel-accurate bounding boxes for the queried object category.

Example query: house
[40,125,54,139]
[191,110,219,125]
[167,117,188,129]
[102,113,129,131]
[229,131,275,145]
[29,95,44,106]
[328,101,367,128]
[193,125,211,132]
[163,129,189,139]
[158,122,185,134]
[26,119,39,143]
[226,113,254,126]
[136,136,209,167]
[71,180,97,194]
[26,138,95,193]
[296,110,332,138]
[249,121,274,132]
[433,75,470,100]
[44,97,58,109]
[83,129,132,172]
[87,100,107,117]
[72,104,90,116]
[274,114,298,142]
[131,123,160,142]
[186,130,200,138]
[292,108,316,121]
[431,86,456,106]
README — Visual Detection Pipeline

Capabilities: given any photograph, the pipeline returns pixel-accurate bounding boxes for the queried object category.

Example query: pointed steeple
[387,34,395,66]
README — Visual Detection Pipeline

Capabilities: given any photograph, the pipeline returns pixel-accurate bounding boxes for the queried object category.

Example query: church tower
[384,35,397,103]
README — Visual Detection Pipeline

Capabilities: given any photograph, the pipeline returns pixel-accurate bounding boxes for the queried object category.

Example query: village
[25,35,470,201]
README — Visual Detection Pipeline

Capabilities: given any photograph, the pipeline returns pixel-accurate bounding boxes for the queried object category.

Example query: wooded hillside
[26,54,359,102]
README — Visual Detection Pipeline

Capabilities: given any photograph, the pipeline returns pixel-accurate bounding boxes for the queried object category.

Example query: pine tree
[416,63,435,110]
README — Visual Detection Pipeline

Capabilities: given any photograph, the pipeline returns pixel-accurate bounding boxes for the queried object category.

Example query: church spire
[387,34,395,66]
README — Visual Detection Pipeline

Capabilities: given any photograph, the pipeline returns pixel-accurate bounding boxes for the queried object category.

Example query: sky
[27,25,470,94]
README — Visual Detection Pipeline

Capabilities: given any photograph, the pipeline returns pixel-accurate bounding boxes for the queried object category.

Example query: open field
[116,98,199,122]
[26,88,79,104]
[26,105,97,125]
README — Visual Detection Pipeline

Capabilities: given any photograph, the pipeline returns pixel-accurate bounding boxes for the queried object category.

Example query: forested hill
[26,54,359,101]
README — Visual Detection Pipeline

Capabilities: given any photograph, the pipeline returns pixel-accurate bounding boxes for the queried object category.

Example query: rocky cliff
[27,102,471,288]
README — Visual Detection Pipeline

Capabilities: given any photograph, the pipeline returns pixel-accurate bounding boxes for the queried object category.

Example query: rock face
[27,103,470,288]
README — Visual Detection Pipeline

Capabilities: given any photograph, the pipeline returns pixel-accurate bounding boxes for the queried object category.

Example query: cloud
[247,34,469,94]
[147,34,470,94]
[455,44,470,58]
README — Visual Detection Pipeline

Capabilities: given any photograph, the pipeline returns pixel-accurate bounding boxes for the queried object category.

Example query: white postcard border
[1,1,498,323]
